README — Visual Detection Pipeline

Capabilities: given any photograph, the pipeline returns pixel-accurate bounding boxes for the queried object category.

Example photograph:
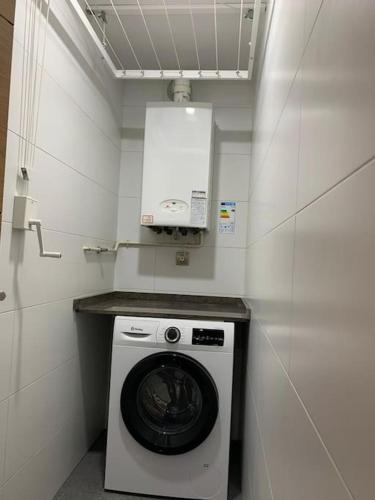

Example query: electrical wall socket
[176,251,190,266]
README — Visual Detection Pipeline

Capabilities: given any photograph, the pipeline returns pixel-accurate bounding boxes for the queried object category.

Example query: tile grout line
[0,287,113,316]
[5,355,77,403]
[247,154,375,250]
[5,129,120,197]
[249,388,275,500]
[0,221,117,248]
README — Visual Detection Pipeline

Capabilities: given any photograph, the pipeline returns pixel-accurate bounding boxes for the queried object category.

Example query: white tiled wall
[114,80,252,297]
[244,1,375,499]
[0,0,121,497]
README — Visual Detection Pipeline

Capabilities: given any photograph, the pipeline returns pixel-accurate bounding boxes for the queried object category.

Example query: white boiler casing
[140,102,214,229]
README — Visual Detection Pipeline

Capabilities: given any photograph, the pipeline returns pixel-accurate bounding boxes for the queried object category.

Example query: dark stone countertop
[73,292,250,323]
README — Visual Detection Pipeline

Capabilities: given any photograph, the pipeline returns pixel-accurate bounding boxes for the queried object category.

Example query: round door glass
[137,366,203,434]
[121,352,218,455]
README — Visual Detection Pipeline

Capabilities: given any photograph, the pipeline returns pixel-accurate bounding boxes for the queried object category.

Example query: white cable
[28,0,44,168]
[161,0,181,71]
[135,0,162,71]
[188,0,201,71]
[18,0,30,168]
[213,0,219,73]
[20,0,35,169]
[236,0,244,71]
[25,0,38,168]
[109,0,142,71]
[31,0,51,169]
[84,0,125,70]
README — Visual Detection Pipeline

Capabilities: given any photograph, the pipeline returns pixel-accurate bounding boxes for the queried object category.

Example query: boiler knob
[165,327,181,344]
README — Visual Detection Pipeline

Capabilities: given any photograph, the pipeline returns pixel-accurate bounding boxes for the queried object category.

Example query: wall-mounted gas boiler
[140,102,214,234]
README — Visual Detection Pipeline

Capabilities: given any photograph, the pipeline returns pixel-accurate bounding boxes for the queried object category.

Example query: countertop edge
[73,292,250,323]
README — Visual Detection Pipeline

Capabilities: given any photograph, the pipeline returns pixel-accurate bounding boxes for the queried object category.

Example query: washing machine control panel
[192,328,224,346]
[164,327,181,343]
[153,323,231,349]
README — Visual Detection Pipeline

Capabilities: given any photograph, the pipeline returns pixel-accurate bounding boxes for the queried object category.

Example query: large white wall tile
[248,78,300,243]
[118,151,143,198]
[297,0,375,208]
[123,80,166,106]
[242,376,273,500]
[192,81,252,108]
[2,414,87,500]
[43,29,121,144]
[251,0,305,178]
[247,219,295,371]
[154,247,245,296]
[214,107,252,155]
[291,162,375,500]
[11,301,77,393]
[122,106,146,152]
[114,247,155,292]
[0,313,14,402]
[30,148,118,241]
[249,321,352,500]
[212,154,250,202]
[5,358,79,479]
[36,73,121,194]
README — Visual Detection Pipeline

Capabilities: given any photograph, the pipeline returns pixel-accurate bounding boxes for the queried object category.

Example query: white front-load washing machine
[105,316,235,500]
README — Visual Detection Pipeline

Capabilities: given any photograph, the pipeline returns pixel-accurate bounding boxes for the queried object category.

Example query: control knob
[165,327,181,343]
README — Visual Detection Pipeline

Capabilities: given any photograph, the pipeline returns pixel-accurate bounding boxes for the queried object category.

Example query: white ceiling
[82,0,260,72]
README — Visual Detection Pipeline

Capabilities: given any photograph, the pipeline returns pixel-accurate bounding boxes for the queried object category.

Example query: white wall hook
[29,219,62,259]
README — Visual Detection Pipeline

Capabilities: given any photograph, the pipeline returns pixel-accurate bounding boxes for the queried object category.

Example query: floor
[54,434,241,500]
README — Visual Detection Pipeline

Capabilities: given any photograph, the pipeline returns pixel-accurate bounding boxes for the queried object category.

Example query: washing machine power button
[165,327,181,343]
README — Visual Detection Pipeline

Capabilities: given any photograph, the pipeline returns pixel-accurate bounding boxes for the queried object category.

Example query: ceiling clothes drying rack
[69,0,263,80]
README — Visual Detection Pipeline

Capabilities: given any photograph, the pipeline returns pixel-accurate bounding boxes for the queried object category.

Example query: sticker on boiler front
[218,201,236,234]
[141,214,154,224]
[191,191,207,226]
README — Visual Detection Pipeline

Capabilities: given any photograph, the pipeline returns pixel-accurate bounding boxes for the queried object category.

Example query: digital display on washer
[192,328,224,346]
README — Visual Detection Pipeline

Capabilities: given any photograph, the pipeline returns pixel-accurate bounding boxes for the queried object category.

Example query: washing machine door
[121,352,218,455]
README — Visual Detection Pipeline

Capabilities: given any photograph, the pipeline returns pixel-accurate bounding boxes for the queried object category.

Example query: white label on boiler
[191,191,207,226]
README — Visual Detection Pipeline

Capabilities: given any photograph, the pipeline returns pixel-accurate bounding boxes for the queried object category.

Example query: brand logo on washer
[131,326,143,332]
